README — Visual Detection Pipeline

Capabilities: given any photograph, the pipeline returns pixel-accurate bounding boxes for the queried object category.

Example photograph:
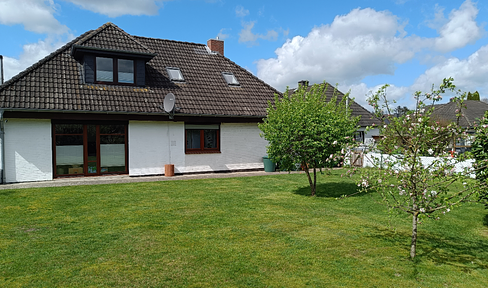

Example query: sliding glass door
[53,122,127,177]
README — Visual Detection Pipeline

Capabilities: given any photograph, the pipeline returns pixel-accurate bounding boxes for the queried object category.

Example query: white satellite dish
[163,93,175,113]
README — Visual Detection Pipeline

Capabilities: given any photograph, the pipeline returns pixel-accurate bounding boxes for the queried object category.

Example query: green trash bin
[263,156,276,172]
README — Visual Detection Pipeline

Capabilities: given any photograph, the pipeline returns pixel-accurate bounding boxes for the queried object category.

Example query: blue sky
[1,0,487,108]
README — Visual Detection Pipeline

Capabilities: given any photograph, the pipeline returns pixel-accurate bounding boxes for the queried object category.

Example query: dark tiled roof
[287,83,381,127]
[74,22,155,55]
[0,23,279,117]
[432,100,488,127]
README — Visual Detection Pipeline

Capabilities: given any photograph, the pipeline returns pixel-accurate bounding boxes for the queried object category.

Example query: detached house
[288,81,381,144]
[0,23,279,183]
[432,100,488,152]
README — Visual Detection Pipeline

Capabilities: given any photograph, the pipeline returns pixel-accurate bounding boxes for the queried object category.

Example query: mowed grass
[1,170,488,287]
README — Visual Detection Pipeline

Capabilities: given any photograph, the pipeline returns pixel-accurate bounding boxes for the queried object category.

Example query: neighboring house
[287,81,381,145]
[432,100,488,152]
[0,22,280,183]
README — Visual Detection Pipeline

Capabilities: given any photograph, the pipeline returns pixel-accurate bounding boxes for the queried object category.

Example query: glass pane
[56,135,84,175]
[186,130,201,149]
[100,135,125,172]
[100,135,124,144]
[96,57,113,82]
[118,59,134,83]
[168,69,183,81]
[204,129,217,149]
[224,73,238,85]
[100,124,125,134]
[55,124,83,134]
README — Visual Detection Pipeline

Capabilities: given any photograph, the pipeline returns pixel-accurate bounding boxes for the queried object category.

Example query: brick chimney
[207,38,224,56]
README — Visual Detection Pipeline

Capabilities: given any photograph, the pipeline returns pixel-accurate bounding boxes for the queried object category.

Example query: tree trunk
[313,166,317,195]
[410,212,419,259]
[303,162,315,196]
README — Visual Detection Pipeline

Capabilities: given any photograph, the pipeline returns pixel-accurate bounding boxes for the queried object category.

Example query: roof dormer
[71,23,156,87]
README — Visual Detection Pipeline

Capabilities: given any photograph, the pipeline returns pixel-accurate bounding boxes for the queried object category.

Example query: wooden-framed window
[52,122,128,177]
[95,57,135,85]
[185,124,220,154]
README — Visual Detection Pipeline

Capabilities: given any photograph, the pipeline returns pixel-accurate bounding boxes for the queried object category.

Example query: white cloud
[3,35,73,81]
[256,0,484,92]
[0,0,68,34]
[434,0,483,52]
[257,7,428,91]
[412,45,488,94]
[216,28,230,40]
[344,83,410,110]
[66,0,166,17]
[239,21,278,44]
[235,5,249,17]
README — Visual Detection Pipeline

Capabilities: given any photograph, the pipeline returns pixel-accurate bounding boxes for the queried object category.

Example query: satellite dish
[163,93,175,113]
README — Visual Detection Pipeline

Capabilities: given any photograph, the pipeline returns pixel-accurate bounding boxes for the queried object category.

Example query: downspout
[0,110,5,184]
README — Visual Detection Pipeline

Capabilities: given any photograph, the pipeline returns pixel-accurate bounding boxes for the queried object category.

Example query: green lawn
[1,170,487,287]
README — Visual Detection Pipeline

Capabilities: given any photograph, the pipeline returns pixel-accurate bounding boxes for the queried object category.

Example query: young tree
[259,82,359,196]
[471,111,488,208]
[356,78,487,258]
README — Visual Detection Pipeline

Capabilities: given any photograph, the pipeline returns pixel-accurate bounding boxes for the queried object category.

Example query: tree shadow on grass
[370,226,488,272]
[483,213,488,227]
[293,182,364,198]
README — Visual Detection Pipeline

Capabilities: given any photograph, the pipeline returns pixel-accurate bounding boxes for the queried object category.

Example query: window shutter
[136,60,146,87]
[84,55,95,83]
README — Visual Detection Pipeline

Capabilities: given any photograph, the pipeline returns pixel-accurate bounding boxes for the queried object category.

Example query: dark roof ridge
[75,22,155,54]
[133,35,206,48]
[0,30,92,92]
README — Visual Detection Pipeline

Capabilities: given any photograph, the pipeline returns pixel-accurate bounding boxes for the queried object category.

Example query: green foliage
[259,82,359,195]
[471,111,488,207]
[355,78,487,258]
[467,91,480,101]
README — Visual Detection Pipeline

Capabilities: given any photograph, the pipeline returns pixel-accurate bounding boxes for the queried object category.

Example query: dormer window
[222,72,239,86]
[95,57,135,85]
[166,67,184,82]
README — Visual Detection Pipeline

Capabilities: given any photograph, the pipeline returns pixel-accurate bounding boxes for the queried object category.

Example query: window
[95,57,134,84]
[354,131,365,143]
[53,123,128,177]
[222,72,240,86]
[185,124,220,153]
[166,67,184,82]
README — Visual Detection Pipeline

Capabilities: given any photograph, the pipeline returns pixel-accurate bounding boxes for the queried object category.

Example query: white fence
[360,152,475,177]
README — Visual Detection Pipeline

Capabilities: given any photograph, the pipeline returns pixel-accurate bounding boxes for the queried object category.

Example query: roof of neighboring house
[432,100,488,127]
[286,83,381,127]
[0,23,279,117]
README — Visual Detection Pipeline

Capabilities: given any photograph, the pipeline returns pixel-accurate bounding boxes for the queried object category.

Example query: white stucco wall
[4,118,53,183]
[128,121,267,176]
[180,123,267,173]
[357,127,379,146]
[128,121,185,176]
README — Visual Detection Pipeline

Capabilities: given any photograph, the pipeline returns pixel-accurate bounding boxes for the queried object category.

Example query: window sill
[185,150,221,154]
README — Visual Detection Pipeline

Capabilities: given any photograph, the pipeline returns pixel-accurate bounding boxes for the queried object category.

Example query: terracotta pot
[165,164,175,177]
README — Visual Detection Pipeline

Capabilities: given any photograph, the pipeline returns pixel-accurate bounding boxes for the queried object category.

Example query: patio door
[53,122,128,177]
